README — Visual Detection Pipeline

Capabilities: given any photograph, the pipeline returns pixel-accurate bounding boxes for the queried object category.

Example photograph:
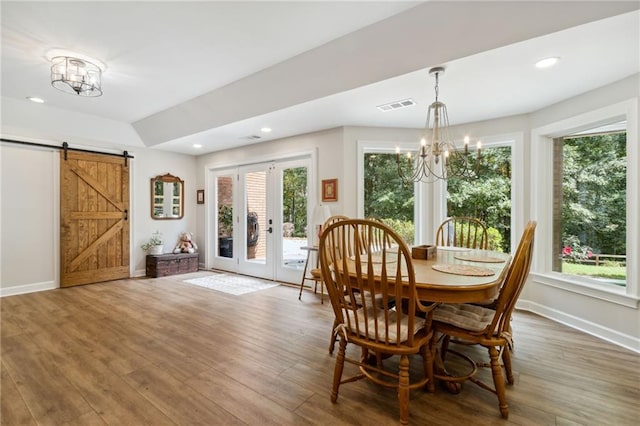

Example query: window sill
[531,272,639,308]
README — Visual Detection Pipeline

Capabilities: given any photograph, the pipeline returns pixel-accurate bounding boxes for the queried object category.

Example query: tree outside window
[364,153,414,243]
[553,131,626,285]
[447,146,512,252]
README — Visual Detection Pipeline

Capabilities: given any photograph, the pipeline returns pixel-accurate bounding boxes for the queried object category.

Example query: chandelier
[397,66,480,183]
[51,56,102,97]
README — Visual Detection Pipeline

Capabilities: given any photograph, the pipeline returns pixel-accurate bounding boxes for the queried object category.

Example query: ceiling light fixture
[27,96,45,103]
[535,56,560,68]
[396,66,480,183]
[261,127,272,133]
[51,56,103,97]
[193,144,202,148]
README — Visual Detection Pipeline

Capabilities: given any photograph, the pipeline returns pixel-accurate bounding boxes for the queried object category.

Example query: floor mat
[183,274,278,295]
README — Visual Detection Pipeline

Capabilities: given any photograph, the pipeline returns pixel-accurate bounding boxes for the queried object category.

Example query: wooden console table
[146,252,199,277]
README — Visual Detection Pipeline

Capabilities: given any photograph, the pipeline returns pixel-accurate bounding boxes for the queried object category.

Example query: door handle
[124,209,128,221]
[267,227,273,234]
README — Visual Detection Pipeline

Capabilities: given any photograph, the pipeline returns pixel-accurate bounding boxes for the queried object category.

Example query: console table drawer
[146,253,199,277]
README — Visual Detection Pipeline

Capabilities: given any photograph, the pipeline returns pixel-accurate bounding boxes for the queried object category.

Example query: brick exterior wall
[245,171,266,259]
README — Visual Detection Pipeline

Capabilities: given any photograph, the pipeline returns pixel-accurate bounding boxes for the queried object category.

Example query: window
[358,136,521,248]
[531,99,638,305]
[363,152,415,244]
[447,145,512,252]
[552,126,626,287]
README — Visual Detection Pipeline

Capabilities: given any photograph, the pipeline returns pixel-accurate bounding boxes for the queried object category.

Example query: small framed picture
[197,189,205,204]
[322,179,338,202]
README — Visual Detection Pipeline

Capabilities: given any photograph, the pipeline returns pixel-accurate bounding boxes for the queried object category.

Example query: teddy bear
[174,232,198,254]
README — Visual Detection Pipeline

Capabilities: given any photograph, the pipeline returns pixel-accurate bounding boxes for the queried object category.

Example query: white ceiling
[2,1,639,156]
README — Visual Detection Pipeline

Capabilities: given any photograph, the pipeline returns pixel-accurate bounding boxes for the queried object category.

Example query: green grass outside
[562,262,626,282]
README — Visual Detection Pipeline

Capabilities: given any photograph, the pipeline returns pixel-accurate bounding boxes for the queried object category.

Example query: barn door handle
[124,209,128,221]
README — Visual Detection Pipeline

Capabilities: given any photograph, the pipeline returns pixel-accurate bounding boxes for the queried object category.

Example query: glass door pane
[216,174,234,259]
[278,161,309,283]
[239,164,272,279]
[245,169,267,264]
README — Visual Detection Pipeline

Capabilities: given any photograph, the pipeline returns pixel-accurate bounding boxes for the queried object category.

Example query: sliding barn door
[60,151,130,287]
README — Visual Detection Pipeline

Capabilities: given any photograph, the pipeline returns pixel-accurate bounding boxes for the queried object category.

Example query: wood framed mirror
[151,173,184,220]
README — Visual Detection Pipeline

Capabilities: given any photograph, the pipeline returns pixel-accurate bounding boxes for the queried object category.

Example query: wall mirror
[151,173,184,220]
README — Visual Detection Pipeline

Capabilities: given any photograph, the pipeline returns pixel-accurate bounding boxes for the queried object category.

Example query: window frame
[444,135,522,252]
[531,99,639,308]
[357,133,523,250]
[357,140,429,243]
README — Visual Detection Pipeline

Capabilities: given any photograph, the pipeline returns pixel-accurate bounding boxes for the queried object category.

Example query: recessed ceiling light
[27,96,45,103]
[261,127,272,133]
[193,144,202,148]
[535,57,560,69]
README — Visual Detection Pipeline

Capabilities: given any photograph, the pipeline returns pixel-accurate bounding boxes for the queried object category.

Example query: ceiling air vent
[242,135,262,140]
[376,98,416,112]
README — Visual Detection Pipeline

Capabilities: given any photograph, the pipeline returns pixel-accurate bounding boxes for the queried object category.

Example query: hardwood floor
[2,271,639,425]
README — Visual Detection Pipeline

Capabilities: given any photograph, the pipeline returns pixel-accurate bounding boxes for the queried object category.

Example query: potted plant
[218,205,233,237]
[141,230,164,255]
[218,205,233,257]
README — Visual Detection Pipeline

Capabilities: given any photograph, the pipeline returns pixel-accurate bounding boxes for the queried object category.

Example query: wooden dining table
[338,246,511,304]
[411,247,511,304]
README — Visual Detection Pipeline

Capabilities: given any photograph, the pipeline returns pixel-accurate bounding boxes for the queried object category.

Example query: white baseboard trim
[518,299,640,354]
[133,269,146,278]
[0,281,58,297]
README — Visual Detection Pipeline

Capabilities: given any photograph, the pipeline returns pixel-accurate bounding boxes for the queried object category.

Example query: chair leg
[503,322,515,385]
[422,339,436,393]
[331,337,347,403]
[398,355,410,425]
[489,346,509,419]
[298,250,312,300]
[328,317,338,354]
[502,345,514,385]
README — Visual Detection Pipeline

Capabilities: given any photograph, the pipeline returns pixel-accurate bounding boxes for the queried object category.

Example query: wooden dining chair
[326,216,394,354]
[431,221,536,419]
[319,219,438,425]
[435,216,488,249]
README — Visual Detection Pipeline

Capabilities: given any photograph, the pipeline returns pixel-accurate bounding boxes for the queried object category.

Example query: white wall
[1,144,58,294]
[0,140,198,295]
[129,148,198,276]
[1,97,145,151]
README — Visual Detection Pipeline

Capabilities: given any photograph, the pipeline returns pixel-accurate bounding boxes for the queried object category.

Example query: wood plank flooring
[1,271,639,425]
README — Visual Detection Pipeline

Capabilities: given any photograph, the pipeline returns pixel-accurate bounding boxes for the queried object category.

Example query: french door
[209,157,311,283]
